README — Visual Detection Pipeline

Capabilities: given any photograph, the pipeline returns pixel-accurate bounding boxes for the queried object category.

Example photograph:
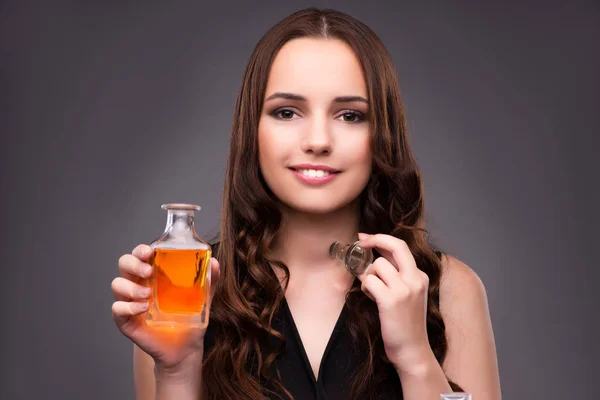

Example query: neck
[270,200,361,277]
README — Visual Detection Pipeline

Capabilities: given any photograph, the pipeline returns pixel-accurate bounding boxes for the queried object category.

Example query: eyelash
[271,108,366,123]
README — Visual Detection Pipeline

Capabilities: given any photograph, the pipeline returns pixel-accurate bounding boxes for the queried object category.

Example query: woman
[112,7,501,400]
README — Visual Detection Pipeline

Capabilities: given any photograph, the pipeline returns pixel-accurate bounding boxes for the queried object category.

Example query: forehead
[265,38,367,97]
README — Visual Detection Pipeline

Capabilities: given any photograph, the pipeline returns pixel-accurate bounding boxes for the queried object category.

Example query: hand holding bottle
[111,243,220,371]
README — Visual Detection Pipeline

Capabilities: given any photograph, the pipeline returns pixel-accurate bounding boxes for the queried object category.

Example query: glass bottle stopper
[440,394,472,400]
[329,240,373,276]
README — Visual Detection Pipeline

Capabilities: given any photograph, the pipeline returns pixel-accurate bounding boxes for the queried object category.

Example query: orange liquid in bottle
[151,248,210,314]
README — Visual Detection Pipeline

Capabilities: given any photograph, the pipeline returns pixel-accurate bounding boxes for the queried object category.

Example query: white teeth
[299,169,331,178]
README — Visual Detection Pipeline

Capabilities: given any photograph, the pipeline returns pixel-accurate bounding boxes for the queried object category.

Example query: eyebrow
[264,92,368,104]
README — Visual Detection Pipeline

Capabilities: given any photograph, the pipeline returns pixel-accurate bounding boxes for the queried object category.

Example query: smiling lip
[288,164,341,186]
[289,164,341,173]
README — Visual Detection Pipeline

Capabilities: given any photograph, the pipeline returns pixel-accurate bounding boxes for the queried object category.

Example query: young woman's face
[258,38,372,214]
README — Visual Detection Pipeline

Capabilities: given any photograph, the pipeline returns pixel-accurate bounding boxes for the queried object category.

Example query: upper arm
[133,344,156,400]
[439,254,502,400]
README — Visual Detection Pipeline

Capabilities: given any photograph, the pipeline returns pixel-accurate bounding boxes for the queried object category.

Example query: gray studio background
[1,1,598,399]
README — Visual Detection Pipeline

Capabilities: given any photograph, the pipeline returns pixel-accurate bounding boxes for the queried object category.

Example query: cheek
[258,122,273,165]
[347,133,373,193]
[358,137,372,166]
[258,125,290,179]
[342,130,372,171]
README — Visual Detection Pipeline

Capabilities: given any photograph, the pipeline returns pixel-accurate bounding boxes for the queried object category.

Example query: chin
[280,195,359,215]
[290,204,342,215]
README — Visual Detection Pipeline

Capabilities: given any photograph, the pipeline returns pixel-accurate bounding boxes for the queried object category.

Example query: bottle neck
[165,210,195,233]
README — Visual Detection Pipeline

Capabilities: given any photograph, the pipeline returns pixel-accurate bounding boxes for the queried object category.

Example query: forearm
[155,379,201,400]
[156,382,200,400]
[396,352,452,400]
[154,355,203,400]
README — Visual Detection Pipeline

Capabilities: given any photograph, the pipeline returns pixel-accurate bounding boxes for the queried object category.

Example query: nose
[301,115,332,155]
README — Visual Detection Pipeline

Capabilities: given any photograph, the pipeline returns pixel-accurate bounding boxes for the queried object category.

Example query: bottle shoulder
[150,231,211,250]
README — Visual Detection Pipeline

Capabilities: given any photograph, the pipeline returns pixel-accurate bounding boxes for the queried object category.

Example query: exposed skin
[113,37,502,400]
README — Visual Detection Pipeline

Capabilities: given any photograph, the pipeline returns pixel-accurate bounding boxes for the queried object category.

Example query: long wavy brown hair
[202,7,462,399]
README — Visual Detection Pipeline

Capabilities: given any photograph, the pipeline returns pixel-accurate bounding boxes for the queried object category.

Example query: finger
[112,300,149,322]
[357,232,370,240]
[359,278,376,301]
[361,257,403,288]
[360,273,389,305]
[132,244,153,262]
[361,286,375,301]
[358,234,419,279]
[111,277,152,301]
[119,254,153,280]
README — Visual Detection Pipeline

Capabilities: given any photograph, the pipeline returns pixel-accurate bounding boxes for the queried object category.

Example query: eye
[336,111,365,123]
[272,108,300,120]
[270,108,365,123]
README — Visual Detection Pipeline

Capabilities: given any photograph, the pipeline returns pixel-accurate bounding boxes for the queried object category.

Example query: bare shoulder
[437,253,502,399]
[439,253,487,307]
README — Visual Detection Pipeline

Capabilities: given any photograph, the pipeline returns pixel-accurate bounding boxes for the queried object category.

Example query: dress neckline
[280,296,348,384]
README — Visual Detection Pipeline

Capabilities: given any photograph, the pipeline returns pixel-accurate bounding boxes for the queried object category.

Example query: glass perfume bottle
[145,203,212,329]
[440,393,472,400]
[329,240,373,276]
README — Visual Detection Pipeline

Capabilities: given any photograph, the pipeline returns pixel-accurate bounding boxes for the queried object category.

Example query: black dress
[203,248,443,400]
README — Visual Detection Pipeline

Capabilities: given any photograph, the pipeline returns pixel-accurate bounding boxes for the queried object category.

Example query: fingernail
[143,266,152,276]
[138,302,149,311]
[141,287,151,297]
